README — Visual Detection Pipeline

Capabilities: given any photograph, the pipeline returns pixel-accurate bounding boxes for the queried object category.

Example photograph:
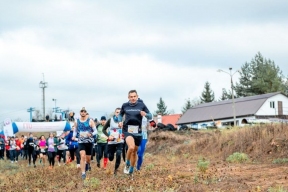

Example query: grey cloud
[1,0,288,123]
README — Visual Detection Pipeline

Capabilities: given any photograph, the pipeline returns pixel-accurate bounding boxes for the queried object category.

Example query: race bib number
[80,131,89,137]
[49,144,54,148]
[111,131,120,139]
[128,125,139,133]
[101,134,108,140]
[41,148,46,153]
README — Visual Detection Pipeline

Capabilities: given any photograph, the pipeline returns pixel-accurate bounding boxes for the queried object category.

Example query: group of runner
[73,89,153,179]
[1,89,155,180]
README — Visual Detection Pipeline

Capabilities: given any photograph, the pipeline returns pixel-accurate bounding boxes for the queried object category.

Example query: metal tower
[27,107,35,122]
[39,73,48,120]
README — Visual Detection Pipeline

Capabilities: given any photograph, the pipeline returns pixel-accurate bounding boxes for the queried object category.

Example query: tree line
[155,52,288,115]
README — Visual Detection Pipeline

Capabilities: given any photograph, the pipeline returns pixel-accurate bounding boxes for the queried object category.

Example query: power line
[0,109,27,117]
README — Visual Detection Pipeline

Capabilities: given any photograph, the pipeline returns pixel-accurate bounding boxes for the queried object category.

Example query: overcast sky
[1,0,288,123]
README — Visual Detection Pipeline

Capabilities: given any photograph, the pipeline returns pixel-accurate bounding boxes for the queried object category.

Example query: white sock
[82,172,85,175]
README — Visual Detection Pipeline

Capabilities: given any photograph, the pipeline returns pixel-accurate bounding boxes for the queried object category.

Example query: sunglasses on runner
[80,110,87,113]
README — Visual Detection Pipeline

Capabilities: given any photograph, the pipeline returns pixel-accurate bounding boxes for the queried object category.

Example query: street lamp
[52,98,57,112]
[217,68,239,127]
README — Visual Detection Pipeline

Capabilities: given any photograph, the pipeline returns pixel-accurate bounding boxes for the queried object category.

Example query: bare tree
[13,118,23,122]
[33,109,42,121]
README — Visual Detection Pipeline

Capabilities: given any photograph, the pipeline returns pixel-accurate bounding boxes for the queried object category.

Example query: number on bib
[128,125,139,133]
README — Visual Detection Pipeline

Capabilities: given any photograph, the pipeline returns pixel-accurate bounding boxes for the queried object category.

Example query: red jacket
[5,140,10,150]
[15,139,22,150]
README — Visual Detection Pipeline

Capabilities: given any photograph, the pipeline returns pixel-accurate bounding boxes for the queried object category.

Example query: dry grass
[1,123,288,191]
[148,123,288,162]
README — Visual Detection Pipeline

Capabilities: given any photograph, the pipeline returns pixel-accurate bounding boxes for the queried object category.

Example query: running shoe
[34,164,36,168]
[88,165,91,171]
[97,163,100,168]
[81,173,86,180]
[129,166,134,174]
[123,165,130,174]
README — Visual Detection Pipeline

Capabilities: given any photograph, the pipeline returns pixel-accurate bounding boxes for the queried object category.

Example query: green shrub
[268,186,288,192]
[193,174,199,184]
[145,163,155,171]
[0,163,19,171]
[272,158,288,164]
[197,158,210,173]
[183,153,189,159]
[226,152,249,163]
[83,177,100,189]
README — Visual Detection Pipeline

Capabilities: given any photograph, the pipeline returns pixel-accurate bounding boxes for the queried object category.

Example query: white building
[177,92,288,129]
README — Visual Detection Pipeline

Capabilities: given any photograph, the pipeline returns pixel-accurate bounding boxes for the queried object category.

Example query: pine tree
[182,98,201,113]
[181,98,192,114]
[234,62,253,97]
[235,52,287,96]
[155,97,169,115]
[200,81,215,103]
[219,88,237,100]
[285,79,288,95]
[219,88,229,100]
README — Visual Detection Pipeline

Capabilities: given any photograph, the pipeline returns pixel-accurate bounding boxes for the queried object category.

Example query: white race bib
[111,131,120,139]
[80,131,88,137]
[101,134,108,140]
[128,125,139,133]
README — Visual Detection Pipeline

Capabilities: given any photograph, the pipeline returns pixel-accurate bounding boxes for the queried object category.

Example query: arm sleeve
[145,112,152,120]
[73,126,77,138]
[102,119,111,137]
[91,127,97,136]
[143,104,152,120]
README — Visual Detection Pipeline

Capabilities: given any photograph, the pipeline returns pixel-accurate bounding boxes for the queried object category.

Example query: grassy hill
[1,124,288,191]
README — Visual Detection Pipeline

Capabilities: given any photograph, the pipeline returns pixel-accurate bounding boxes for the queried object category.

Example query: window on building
[270,101,275,108]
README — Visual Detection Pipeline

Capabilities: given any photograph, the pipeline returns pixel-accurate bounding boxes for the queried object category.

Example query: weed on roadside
[268,185,288,192]
[145,163,155,171]
[83,177,100,189]
[197,158,210,173]
[272,158,288,164]
[226,152,249,163]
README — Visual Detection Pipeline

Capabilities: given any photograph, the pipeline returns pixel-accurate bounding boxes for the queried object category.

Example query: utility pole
[27,107,35,122]
[39,73,48,120]
[229,68,237,127]
[217,68,239,127]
